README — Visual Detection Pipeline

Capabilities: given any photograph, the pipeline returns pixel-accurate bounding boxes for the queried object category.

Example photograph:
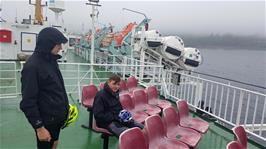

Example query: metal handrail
[163,69,266,144]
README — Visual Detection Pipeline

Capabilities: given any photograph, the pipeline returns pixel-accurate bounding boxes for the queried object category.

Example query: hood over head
[34,27,68,56]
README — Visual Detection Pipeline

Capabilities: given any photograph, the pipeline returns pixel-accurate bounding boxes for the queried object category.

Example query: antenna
[0,3,6,22]
[15,9,18,23]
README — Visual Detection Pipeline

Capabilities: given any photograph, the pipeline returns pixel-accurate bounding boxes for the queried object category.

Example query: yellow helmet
[61,104,78,129]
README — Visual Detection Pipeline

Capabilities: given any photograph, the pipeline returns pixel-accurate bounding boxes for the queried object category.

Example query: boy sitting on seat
[93,74,144,137]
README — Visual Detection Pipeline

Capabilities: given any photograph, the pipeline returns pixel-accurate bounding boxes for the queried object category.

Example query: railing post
[78,64,81,103]
[123,56,127,80]
[152,66,156,83]
[259,97,266,135]
[112,57,115,72]
[158,56,162,82]
[90,64,93,84]
[252,95,259,132]
[236,90,244,125]
[134,60,137,77]
[195,76,203,107]
[15,62,18,96]
[140,48,145,80]
[224,82,230,120]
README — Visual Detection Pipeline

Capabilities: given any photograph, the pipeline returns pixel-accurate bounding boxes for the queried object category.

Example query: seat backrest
[99,82,105,90]
[82,84,98,106]
[120,80,128,91]
[119,94,134,110]
[176,100,189,119]
[119,127,148,149]
[232,126,247,148]
[226,141,243,149]
[127,76,138,89]
[133,89,148,106]
[145,115,166,143]
[146,86,158,100]
[162,107,179,131]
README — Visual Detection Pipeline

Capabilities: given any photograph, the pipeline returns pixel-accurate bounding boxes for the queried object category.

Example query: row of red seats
[227,125,248,149]
[81,76,169,128]
[119,100,209,149]
[119,115,189,149]
[81,76,209,149]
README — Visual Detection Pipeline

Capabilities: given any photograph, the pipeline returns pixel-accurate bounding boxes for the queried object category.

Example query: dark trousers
[35,122,64,149]
[106,120,144,137]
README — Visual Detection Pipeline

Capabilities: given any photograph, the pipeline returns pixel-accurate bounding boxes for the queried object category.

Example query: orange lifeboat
[114,22,136,47]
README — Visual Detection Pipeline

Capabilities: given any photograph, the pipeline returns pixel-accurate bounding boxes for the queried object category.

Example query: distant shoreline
[189,45,266,51]
[165,33,266,50]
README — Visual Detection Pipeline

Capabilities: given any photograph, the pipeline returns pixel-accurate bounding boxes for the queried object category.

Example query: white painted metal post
[236,90,244,125]
[252,95,259,132]
[14,62,18,96]
[209,84,213,113]
[123,56,127,80]
[259,97,266,135]
[86,1,101,83]
[140,48,145,80]
[204,82,209,110]
[158,56,162,82]
[224,83,230,120]
[77,64,81,103]
[213,85,219,115]
[218,86,224,117]
[244,93,251,127]
[89,4,96,84]
[230,89,236,122]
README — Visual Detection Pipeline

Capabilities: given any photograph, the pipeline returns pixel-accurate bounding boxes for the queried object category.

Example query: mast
[86,0,101,84]
[29,0,47,25]
[35,0,43,24]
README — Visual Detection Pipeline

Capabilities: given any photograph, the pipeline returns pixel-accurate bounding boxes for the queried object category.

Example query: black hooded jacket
[93,83,123,128]
[20,27,69,129]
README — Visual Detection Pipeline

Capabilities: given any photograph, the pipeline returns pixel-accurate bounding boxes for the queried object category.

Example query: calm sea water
[195,49,266,139]
[197,48,266,93]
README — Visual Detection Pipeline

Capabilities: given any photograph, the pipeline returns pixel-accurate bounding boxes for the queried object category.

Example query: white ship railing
[0,61,19,98]
[162,69,266,144]
[1,59,265,145]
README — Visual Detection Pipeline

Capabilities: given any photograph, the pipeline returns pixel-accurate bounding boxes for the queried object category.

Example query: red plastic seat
[82,84,98,129]
[120,80,128,91]
[162,106,201,147]
[146,86,171,109]
[144,115,189,149]
[133,89,161,116]
[99,82,105,90]
[119,94,149,123]
[92,117,113,149]
[232,126,247,149]
[127,76,138,90]
[176,100,209,133]
[226,141,243,149]
[119,127,148,149]
[92,117,112,135]
[82,84,98,108]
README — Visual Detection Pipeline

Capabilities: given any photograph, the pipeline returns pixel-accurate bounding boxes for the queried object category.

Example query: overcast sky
[1,0,265,36]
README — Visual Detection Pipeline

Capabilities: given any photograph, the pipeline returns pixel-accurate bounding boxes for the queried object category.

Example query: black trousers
[35,122,64,149]
[106,120,144,138]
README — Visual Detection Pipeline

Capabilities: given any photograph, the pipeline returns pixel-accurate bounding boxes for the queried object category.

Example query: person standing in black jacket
[93,74,144,137]
[20,27,69,149]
